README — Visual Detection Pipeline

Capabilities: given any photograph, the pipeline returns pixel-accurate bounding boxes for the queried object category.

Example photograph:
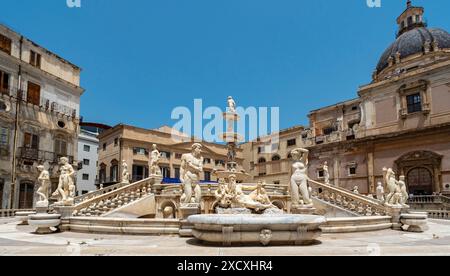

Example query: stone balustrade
[427,210,450,220]
[0,209,35,218]
[309,179,389,217]
[74,182,130,205]
[72,177,159,217]
[408,195,450,205]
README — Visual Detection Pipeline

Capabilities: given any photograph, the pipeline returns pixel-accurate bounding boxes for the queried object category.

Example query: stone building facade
[0,24,84,209]
[97,124,244,186]
[304,2,450,195]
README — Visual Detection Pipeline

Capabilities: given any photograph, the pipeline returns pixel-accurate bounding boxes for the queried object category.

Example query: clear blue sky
[1,0,449,130]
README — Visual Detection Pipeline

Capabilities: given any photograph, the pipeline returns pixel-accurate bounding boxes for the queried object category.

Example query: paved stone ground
[0,218,450,256]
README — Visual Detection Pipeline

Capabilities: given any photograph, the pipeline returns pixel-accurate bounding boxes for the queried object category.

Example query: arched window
[258,158,266,164]
[272,155,281,161]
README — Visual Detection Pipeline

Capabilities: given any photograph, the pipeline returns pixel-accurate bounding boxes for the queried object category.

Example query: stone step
[62,217,180,235]
[320,216,393,233]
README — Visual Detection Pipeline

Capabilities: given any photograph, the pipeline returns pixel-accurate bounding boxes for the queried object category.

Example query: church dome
[376,27,450,73]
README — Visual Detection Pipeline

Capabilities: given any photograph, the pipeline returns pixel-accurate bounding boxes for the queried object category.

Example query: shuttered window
[27,82,41,106]
[30,50,41,68]
[0,34,12,55]
[0,70,9,94]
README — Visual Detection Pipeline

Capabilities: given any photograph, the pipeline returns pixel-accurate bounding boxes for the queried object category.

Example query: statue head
[229,174,236,184]
[377,182,383,187]
[37,165,45,172]
[324,161,328,166]
[399,175,405,181]
[60,157,68,165]
[228,96,233,100]
[192,143,202,156]
[152,144,157,150]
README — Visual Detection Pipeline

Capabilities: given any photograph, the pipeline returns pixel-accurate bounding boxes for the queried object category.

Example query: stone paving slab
[0,218,449,256]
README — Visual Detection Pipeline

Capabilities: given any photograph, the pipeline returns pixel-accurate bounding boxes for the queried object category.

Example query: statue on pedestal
[323,161,330,185]
[36,165,50,207]
[227,96,236,113]
[180,143,203,205]
[376,182,385,202]
[383,168,402,207]
[122,160,130,184]
[52,157,75,206]
[398,175,410,207]
[290,148,313,208]
[149,144,162,176]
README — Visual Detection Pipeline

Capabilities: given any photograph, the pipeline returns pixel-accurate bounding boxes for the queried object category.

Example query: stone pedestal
[401,212,429,233]
[15,211,36,226]
[53,205,75,219]
[28,206,61,235]
[385,206,404,230]
[291,205,316,215]
[179,204,201,237]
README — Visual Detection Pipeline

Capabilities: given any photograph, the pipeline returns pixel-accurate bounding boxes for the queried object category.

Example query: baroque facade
[302,2,450,195]
[0,24,84,209]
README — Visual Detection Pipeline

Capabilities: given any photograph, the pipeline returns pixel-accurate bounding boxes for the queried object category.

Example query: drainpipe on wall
[10,36,23,209]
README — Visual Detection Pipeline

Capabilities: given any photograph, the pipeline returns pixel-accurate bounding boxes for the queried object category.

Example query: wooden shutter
[27,82,41,105]
[0,34,12,55]
[24,133,32,148]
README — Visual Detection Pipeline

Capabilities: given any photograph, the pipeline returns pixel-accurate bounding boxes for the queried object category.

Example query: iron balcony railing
[18,147,74,164]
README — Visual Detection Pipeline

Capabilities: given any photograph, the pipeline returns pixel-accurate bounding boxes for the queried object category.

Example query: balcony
[18,147,74,164]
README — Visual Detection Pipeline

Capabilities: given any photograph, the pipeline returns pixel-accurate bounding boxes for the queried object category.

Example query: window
[287,139,296,147]
[317,170,325,178]
[83,159,90,166]
[19,182,34,209]
[349,167,357,176]
[132,165,148,182]
[407,16,413,26]
[110,161,119,182]
[82,174,89,181]
[258,158,266,164]
[27,82,41,106]
[160,151,171,159]
[83,145,90,152]
[271,143,279,152]
[0,34,12,55]
[272,155,281,161]
[54,138,68,157]
[133,147,147,155]
[323,126,334,136]
[215,160,225,166]
[161,167,171,178]
[204,171,211,182]
[30,50,41,68]
[415,15,421,23]
[0,70,10,95]
[0,127,9,147]
[175,167,180,179]
[0,178,4,208]
[114,138,118,146]
[258,146,264,154]
[24,133,39,149]
[273,181,280,185]
[175,153,182,159]
[204,158,211,164]
[407,93,422,113]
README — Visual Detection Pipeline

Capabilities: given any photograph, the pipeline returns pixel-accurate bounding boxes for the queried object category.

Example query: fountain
[188,97,326,246]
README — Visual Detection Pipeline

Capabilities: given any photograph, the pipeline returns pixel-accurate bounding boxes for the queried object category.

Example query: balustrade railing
[308,179,389,216]
[427,210,450,220]
[72,177,156,217]
[0,209,35,217]
[73,182,131,205]
[408,195,450,205]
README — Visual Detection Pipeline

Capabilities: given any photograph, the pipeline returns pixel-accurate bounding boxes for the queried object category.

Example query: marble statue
[384,168,401,207]
[376,182,385,202]
[290,148,313,208]
[227,96,236,113]
[36,165,50,207]
[215,178,228,208]
[249,181,273,206]
[231,175,275,212]
[398,175,410,207]
[323,161,330,185]
[52,157,75,205]
[353,186,359,194]
[149,144,162,176]
[180,143,203,205]
[122,160,130,184]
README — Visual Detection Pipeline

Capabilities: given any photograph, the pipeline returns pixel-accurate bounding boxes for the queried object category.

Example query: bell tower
[396,0,425,37]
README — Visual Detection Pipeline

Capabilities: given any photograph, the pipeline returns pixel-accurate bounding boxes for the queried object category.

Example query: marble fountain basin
[188,214,326,246]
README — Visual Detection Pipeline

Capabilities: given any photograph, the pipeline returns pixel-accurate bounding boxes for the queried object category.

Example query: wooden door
[27,82,41,106]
